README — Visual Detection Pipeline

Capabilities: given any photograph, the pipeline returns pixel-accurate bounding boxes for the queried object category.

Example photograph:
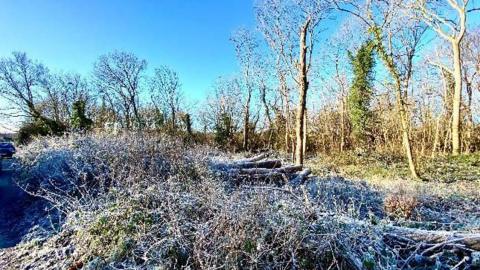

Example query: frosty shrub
[11,133,397,269]
[384,192,419,219]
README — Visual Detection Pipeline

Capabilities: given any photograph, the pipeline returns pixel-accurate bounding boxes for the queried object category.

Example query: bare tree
[410,0,479,155]
[149,66,182,131]
[43,72,91,125]
[201,77,244,148]
[256,0,330,165]
[0,52,49,120]
[208,77,244,128]
[257,55,277,149]
[462,28,480,152]
[94,51,146,129]
[231,28,259,150]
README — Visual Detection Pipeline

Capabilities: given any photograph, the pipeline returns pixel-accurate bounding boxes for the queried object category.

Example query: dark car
[0,142,15,158]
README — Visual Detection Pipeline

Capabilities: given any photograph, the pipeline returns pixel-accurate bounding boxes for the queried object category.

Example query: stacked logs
[214,153,311,186]
[384,226,480,269]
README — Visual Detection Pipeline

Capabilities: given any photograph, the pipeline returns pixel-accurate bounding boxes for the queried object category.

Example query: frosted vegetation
[0,133,478,269]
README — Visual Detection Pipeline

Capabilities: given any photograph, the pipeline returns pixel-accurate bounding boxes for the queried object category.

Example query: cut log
[281,165,304,173]
[230,159,282,169]
[215,155,312,186]
[232,153,268,164]
[290,168,311,186]
[228,165,303,176]
[385,226,480,251]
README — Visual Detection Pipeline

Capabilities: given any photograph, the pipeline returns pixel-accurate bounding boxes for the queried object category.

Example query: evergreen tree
[70,100,93,131]
[182,113,193,137]
[347,40,376,147]
[214,113,234,147]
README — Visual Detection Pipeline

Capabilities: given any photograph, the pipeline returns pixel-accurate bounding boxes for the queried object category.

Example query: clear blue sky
[0,0,256,101]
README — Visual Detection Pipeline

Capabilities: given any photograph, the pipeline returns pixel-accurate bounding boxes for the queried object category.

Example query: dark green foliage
[70,100,93,131]
[347,40,376,147]
[214,113,234,147]
[181,113,193,136]
[17,117,66,145]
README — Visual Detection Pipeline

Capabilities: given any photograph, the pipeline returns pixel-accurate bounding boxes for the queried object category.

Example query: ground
[0,159,21,248]
[0,159,48,248]
[307,152,480,231]
[0,135,478,269]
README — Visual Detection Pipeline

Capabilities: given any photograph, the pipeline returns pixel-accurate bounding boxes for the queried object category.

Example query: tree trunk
[373,26,419,179]
[171,106,176,131]
[243,89,251,150]
[279,70,290,154]
[260,83,274,149]
[395,81,420,179]
[295,19,310,166]
[451,41,462,156]
[464,81,473,153]
[133,107,141,128]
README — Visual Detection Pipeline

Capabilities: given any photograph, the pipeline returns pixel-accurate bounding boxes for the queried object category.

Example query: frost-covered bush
[7,133,397,269]
[15,133,209,212]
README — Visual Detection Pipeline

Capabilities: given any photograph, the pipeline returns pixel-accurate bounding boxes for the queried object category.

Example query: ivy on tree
[70,100,93,131]
[347,40,376,147]
[214,113,234,147]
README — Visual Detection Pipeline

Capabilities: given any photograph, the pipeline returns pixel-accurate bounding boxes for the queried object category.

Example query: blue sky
[0,0,256,101]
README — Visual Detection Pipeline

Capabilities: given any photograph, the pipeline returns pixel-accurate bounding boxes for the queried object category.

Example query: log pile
[384,226,480,269]
[214,153,311,186]
[215,153,480,269]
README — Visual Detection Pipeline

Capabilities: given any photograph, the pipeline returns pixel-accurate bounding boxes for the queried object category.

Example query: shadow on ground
[0,159,49,248]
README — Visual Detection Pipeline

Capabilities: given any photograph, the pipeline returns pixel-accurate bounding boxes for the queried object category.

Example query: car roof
[0,142,14,146]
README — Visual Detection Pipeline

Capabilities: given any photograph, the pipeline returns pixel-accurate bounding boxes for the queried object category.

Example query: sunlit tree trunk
[451,42,463,155]
[279,71,291,154]
[414,0,467,156]
[294,18,310,166]
[302,110,307,157]
[373,28,420,179]
[464,81,473,153]
[243,87,251,150]
[395,80,420,179]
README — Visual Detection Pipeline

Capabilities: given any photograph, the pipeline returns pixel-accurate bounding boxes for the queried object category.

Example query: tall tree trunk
[464,81,473,153]
[171,106,176,131]
[260,82,273,148]
[295,19,310,166]
[395,81,420,179]
[340,94,346,152]
[279,72,290,154]
[124,103,131,130]
[373,27,419,179]
[451,41,462,156]
[243,89,251,150]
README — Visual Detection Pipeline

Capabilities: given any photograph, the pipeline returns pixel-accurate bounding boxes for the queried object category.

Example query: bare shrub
[384,192,419,219]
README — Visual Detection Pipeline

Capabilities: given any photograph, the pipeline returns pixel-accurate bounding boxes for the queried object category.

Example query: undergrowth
[0,134,478,269]
[1,133,399,269]
[308,151,480,183]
